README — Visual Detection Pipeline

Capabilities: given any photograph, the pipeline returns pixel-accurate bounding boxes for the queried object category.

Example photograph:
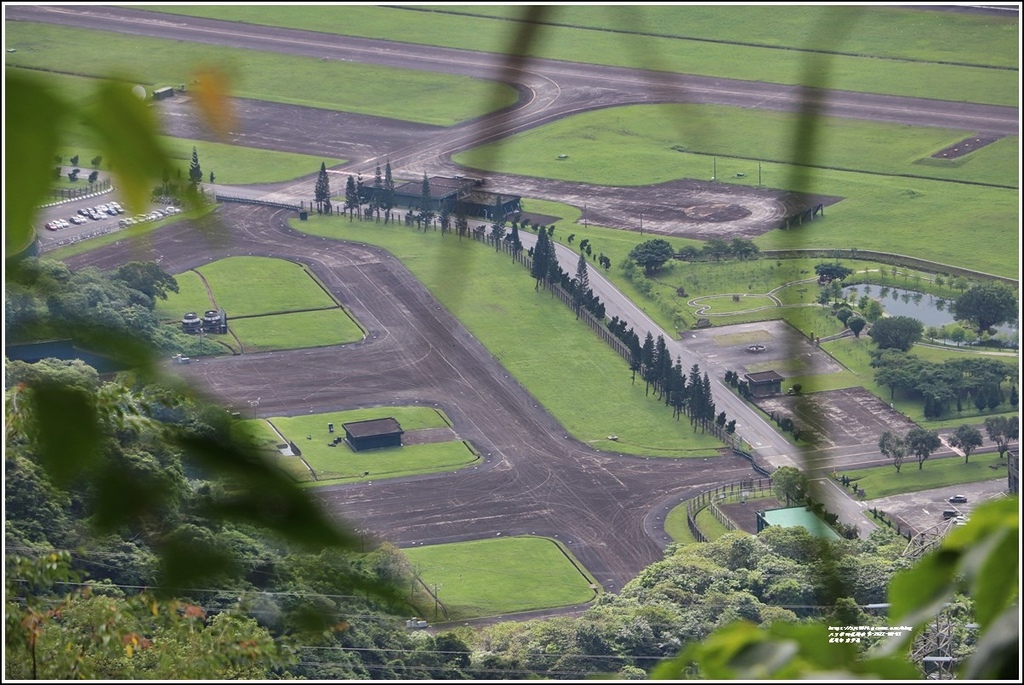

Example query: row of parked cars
[45,202,126,230]
[44,202,181,231]
[118,206,181,227]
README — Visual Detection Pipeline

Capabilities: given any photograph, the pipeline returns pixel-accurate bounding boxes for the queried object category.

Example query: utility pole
[639,211,643,234]
[583,203,587,229]
[758,161,762,187]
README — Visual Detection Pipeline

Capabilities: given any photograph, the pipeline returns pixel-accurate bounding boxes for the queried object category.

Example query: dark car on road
[948,494,968,504]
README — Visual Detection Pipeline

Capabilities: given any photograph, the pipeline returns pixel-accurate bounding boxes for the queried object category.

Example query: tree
[113,261,179,301]
[628,239,674,275]
[729,238,759,260]
[905,427,940,470]
[868,315,923,351]
[88,170,99,183]
[419,173,433,229]
[878,431,907,473]
[314,162,331,215]
[952,282,1018,333]
[771,466,807,506]
[984,416,1019,461]
[372,164,383,220]
[814,262,853,283]
[382,160,396,223]
[948,424,983,464]
[489,193,506,247]
[530,225,552,290]
[344,175,357,220]
[188,146,202,185]
[847,315,866,337]
[572,250,589,318]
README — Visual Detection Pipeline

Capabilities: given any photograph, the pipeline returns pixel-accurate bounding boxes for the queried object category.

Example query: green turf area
[192,256,338,315]
[5,23,518,126]
[844,456,1010,500]
[228,310,364,353]
[141,5,1019,105]
[293,214,725,457]
[694,508,735,542]
[51,137,345,186]
[238,407,476,484]
[456,104,1015,187]
[453,104,1018,278]
[155,256,364,352]
[402,536,598,620]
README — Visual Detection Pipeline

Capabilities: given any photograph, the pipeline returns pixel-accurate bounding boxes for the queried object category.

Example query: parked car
[948,494,968,504]
[942,509,959,520]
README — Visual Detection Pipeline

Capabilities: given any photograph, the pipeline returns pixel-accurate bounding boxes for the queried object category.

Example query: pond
[842,284,1018,339]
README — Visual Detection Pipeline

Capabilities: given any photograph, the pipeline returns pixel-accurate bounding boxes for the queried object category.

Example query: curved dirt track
[63,204,754,591]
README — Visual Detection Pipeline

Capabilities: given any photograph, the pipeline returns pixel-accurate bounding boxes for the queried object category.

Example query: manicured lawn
[845,456,1010,499]
[143,6,1019,105]
[155,256,363,352]
[453,105,1018,278]
[228,309,363,352]
[53,138,345,186]
[694,508,734,541]
[252,407,476,484]
[6,22,518,126]
[456,104,1015,187]
[402,536,598,620]
[154,269,213,321]
[294,214,725,457]
[192,256,338,316]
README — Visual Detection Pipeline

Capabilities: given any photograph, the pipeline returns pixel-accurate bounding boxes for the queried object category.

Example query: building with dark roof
[343,417,404,452]
[744,370,784,398]
[383,176,521,219]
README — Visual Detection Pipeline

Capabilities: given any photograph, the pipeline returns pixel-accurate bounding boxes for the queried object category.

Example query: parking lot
[37,195,182,250]
[867,478,1010,537]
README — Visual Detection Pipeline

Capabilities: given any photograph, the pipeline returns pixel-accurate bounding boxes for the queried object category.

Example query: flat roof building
[343,417,404,452]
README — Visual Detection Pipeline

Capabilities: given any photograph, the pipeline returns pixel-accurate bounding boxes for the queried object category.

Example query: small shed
[744,370,784,398]
[343,417,404,452]
[153,86,175,101]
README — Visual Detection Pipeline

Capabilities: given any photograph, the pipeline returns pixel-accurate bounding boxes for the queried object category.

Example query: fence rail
[685,477,775,542]
[215,194,301,211]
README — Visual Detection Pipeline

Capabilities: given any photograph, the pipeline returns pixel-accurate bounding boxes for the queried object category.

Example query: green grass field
[293,214,725,457]
[142,5,1019,105]
[845,456,1009,500]
[453,104,1018,278]
[52,137,345,186]
[6,22,518,126]
[236,408,477,484]
[155,256,364,352]
[402,536,598,620]
[228,310,363,353]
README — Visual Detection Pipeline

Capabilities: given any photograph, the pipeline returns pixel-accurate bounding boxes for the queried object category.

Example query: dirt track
[62,204,755,591]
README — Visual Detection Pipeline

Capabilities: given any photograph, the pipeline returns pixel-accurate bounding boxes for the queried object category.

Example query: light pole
[248,398,260,419]
[639,211,643,235]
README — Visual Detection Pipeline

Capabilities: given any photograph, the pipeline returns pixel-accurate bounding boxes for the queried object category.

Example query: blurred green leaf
[80,77,175,216]
[5,73,67,256]
[886,549,959,634]
[27,382,102,488]
[962,605,1019,680]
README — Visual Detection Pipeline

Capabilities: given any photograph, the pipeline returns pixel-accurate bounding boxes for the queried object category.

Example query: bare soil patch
[718,496,785,534]
[931,134,1003,159]
[755,387,918,451]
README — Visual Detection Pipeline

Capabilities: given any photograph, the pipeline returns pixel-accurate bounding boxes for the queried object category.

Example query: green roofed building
[756,505,840,540]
